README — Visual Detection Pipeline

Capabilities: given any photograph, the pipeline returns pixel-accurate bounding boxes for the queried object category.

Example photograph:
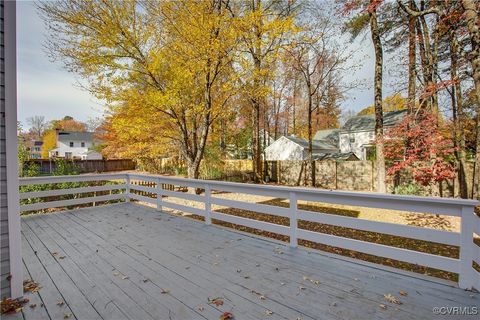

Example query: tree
[39,0,240,179]
[357,94,407,116]
[51,118,87,132]
[287,4,348,186]
[26,116,48,140]
[41,130,57,158]
[384,113,456,189]
[343,0,387,192]
[461,0,480,199]
[234,0,297,181]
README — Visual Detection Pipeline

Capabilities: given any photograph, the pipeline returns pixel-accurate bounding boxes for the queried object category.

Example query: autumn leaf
[220,311,233,320]
[161,288,170,294]
[56,300,65,306]
[1,298,29,315]
[383,294,402,305]
[399,291,408,296]
[208,297,224,306]
[23,279,41,293]
[265,310,273,316]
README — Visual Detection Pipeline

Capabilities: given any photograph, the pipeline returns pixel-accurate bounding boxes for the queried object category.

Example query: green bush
[392,183,426,196]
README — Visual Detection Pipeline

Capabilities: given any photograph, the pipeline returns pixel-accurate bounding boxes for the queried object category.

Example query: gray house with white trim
[1,0,23,299]
[338,110,407,160]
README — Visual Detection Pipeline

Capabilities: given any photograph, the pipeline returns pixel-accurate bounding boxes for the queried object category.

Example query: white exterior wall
[265,137,305,161]
[81,151,103,160]
[56,139,94,158]
[339,130,375,160]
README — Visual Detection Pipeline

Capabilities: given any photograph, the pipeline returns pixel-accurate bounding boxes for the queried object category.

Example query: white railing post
[205,184,212,225]
[289,191,298,248]
[156,178,163,211]
[459,205,475,289]
[125,175,131,202]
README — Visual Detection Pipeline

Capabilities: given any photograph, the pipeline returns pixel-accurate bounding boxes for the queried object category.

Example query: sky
[17,1,104,129]
[16,1,394,130]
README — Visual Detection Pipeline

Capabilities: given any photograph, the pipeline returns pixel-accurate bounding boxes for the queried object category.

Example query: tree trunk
[462,0,480,199]
[252,99,262,182]
[187,160,200,179]
[308,91,315,187]
[407,0,416,114]
[450,30,468,198]
[369,5,386,193]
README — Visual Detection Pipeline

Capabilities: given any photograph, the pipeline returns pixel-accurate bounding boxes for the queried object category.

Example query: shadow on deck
[9,203,479,319]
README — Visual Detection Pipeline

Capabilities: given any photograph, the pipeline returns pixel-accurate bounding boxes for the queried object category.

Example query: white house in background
[48,131,103,160]
[264,135,338,161]
[338,110,407,160]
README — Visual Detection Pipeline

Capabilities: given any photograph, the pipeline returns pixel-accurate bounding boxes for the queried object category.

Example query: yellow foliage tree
[41,130,57,158]
[40,0,240,179]
[357,94,407,116]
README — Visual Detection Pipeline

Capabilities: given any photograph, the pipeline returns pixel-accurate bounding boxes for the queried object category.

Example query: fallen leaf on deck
[220,311,233,320]
[197,305,204,311]
[121,276,129,280]
[299,286,306,290]
[58,256,66,260]
[57,300,65,306]
[64,312,72,318]
[384,294,402,305]
[52,252,58,256]
[161,288,170,294]
[236,269,241,273]
[113,272,120,276]
[265,310,273,315]
[259,295,266,300]
[1,298,29,315]
[142,279,149,283]
[379,304,387,309]
[208,297,224,306]
[399,291,408,296]
[29,304,37,308]
[23,279,41,293]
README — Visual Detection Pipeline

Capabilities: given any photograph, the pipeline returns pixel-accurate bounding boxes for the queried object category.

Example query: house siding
[265,137,304,161]
[339,131,375,160]
[0,0,10,298]
[1,0,20,299]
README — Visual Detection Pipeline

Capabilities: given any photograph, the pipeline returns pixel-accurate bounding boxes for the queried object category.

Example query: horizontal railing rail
[19,172,479,290]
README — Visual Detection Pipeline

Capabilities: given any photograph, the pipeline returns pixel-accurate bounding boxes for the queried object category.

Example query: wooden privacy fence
[19,173,480,290]
[24,159,136,174]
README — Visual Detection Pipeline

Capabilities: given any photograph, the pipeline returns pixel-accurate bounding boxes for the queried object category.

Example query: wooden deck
[7,203,479,319]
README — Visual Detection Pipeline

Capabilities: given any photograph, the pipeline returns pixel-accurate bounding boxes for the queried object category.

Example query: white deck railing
[19,173,480,290]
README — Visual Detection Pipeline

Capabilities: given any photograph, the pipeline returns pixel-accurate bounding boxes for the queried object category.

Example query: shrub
[392,183,426,196]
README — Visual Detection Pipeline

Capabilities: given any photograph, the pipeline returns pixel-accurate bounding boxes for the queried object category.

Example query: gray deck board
[17,203,480,320]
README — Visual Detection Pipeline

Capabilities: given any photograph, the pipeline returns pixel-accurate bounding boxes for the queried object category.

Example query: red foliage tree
[384,113,457,186]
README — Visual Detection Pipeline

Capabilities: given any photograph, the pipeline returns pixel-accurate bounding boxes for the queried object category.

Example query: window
[65,152,72,159]
[81,142,85,147]
[69,142,74,147]
[349,135,355,143]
